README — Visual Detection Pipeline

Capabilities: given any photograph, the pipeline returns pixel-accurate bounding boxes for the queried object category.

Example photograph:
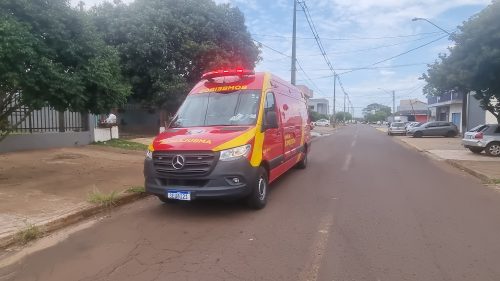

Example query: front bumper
[144,156,259,200]
[407,130,417,136]
[462,139,487,148]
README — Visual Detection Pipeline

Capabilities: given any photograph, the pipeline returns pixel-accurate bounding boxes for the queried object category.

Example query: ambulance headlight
[219,144,251,161]
[146,144,154,159]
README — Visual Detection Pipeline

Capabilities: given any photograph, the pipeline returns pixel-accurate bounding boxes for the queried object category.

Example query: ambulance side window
[263,92,278,130]
[265,92,276,112]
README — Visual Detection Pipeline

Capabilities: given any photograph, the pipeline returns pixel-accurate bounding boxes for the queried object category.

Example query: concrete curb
[371,126,494,183]
[0,192,148,250]
[444,160,493,183]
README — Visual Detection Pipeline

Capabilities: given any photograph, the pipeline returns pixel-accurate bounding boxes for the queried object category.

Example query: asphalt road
[2,125,500,281]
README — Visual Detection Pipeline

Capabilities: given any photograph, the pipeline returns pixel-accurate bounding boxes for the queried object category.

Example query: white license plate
[167,191,191,201]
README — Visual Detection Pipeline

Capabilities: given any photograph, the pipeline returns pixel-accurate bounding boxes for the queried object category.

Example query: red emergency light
[202,68,254,80]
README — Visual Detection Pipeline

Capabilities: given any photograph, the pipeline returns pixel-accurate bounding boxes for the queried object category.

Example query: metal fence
[7,96,87,133]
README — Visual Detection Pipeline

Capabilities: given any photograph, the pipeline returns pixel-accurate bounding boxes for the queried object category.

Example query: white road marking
[299,214,334,281]
[351,139,356,148]
[341,154,352,171]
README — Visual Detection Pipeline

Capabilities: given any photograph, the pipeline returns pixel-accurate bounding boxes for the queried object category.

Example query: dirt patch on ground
[0,146,144,222]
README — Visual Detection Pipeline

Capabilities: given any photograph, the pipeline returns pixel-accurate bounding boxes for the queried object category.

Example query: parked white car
[388,122,407,136]
[314,119,330,127]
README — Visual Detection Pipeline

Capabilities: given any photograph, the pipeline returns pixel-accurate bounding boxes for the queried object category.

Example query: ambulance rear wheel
[246,167,268,210]
[296,151,308,169]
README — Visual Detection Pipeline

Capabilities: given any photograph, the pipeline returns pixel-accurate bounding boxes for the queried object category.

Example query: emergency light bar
[201,68,255,80]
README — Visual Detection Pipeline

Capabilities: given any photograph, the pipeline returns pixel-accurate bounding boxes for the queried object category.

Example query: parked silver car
[462,124,500,156]
[388,122,406,136]
[407,121,459,138]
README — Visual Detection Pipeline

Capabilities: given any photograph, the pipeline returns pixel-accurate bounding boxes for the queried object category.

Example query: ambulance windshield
[170,90,261,128]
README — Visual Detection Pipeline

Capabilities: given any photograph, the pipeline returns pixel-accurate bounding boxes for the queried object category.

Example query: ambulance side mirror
[264,111,279,130]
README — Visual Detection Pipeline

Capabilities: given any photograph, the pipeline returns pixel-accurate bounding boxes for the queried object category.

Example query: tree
[362,103,392,116]
[335,111,352,121]
[308,110,329,122]
[365,111,388,123]
[0,0,131,140]
[362,103,391,122]
[91,0,261,111]
[422,1,500,124]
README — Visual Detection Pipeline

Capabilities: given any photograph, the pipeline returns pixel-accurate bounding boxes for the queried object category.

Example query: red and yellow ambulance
[144,68,311,209]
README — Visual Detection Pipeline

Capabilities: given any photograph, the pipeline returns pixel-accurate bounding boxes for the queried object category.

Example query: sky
[71,0,491,116]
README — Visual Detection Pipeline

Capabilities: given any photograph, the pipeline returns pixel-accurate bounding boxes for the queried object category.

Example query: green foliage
[87,188,119,207]
[1,0,131,139]
[90,0,261,111]
[126,186,146,193]
[335,111,352,121]
[308,110,329,121]
[362,103,391,122]
[16,223,41,245]
[365,111,389,122]
[362,103,392,116]
[93,139,148,151]
[422,1,500,124]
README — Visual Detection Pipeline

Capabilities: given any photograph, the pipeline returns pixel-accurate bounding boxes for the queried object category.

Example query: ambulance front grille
[152,151,217,177]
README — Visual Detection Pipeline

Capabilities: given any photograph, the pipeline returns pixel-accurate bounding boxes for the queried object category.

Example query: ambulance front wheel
[296,150,308,169]
[246,167,268,210]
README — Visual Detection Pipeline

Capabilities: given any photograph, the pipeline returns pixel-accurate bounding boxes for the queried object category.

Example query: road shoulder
[372,125,500,185]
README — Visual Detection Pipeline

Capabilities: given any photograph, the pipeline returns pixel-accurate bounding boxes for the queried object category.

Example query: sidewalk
[311,125,337,137]
[374,126,500,182]
[0,145,146,249]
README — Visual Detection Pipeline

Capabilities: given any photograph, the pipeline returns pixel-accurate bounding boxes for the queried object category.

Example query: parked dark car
[462,124,500,156]
[406,121,459,138]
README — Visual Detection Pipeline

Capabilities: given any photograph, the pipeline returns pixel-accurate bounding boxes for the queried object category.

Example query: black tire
[485,142,500,157]
[445,131,457,138]
[296,150,308,169]
[468,147,484,154]
[158,195,178,204]
[246,167,268,210]
[413,131,423,138]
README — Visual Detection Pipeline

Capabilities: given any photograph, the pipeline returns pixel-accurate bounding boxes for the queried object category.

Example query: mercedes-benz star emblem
[172,155,185,170]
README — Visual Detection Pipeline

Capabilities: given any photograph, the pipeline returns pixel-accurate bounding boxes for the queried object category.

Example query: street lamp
[412,17,468,134]
[411,17,452,35]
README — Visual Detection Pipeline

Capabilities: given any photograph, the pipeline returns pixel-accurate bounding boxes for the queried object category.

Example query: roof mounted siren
[201,67,255,80]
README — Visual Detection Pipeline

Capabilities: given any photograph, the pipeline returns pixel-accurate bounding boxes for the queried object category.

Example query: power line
[302,33,446,57]
[252,38,325,96]
[298,62,430,72]
[251,31,444,41]
[339,34,449,75]
[296,59,325,96]
[253,39,291,58]
[297,0,352,116]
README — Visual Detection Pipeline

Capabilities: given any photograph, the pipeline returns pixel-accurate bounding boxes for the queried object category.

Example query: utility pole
[291,0,297,85]
[343,93,346,123]
[78,1,85,11]
[333,74,336,124]
[392,90,396,117]
[409,99,416,121]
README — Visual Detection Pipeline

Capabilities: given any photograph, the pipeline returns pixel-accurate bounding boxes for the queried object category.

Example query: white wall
[93,126,119,142]
[486,111,497,124]
[485,100,498,124]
